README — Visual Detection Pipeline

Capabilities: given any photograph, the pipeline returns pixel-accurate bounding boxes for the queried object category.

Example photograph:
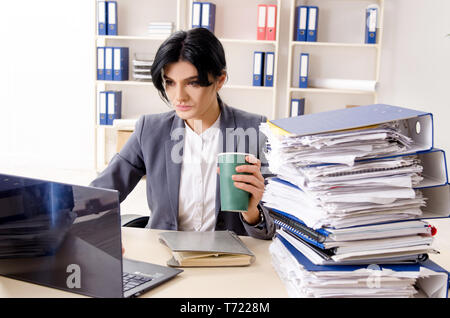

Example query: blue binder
[268,104,434,155]
[97,47,105,80]
[275,234,449,298]
[97,1,107,35]
[201,2,216,33]
[99,91,107,125]
[365,7,378,44]
[264,52,275,87]
[192,2,202,28]
[106,91,122,125]
[290,98,305,116]
[253,51,265,86]
[295,6,308,41]
[113,47,129,81]
[306,6,318,42]
[104,47,114,81]
[299,53,309,88]
[107,1,118,35]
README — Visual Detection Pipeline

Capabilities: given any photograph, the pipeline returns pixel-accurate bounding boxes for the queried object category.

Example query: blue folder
[264,52,275,87]
[306,6,319,42]
[106,91,122,125]
[97,47,105,80]
[99,91,107,125]
[104,47,114,81]
[201,2,216,33]
[107,1,118,35]
[113,47,129,81]
[290,98,305,116]
[298,53,309,88]
[192,2,202,28]
[295,6,308,41]
[365,7,378,44]
[253,51,265,86]
[97,1,107,35]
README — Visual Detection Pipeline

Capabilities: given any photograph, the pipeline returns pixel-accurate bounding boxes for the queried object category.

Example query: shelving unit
[285,0,385,117]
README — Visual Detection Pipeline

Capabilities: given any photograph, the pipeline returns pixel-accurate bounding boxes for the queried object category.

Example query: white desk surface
[0,228,288,298]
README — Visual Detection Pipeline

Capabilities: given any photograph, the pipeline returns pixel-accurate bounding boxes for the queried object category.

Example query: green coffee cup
[218,152,252,213]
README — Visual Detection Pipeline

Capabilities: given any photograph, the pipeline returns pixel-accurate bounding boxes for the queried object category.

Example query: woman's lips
[175,105,193,111]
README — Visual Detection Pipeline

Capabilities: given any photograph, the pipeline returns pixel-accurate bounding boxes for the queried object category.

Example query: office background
[0,0,449,216]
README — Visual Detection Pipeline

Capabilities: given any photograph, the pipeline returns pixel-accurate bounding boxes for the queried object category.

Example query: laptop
[0,173,182,298]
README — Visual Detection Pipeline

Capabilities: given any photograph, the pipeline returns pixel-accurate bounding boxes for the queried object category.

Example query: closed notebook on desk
[158,231,255,267]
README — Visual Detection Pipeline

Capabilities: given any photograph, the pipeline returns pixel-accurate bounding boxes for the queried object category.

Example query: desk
[0,228,288,298]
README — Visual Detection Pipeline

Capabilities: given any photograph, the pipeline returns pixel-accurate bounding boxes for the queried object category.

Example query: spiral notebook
[158,230,256,267]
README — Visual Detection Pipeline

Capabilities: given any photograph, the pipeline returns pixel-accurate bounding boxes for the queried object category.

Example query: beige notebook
[158,231,256,267]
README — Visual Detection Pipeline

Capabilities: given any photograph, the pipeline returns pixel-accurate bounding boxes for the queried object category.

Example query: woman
[91,28,275,240]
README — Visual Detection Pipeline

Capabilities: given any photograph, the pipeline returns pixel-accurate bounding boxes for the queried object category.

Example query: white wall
[0,0,449,175]
[377,0,450,153]
[0,1,95,171]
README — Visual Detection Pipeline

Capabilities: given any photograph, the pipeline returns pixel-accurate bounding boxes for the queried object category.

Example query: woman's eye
[188,81,200,87]
[165,80,174,86]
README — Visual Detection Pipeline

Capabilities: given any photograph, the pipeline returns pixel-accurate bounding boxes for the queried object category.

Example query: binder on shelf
[365,6,378,44]
[106,91,122,125]
[105,47,114,81]
[113,47,129,81]
[295,6,308,42]
[266,4,277,41]
[299,53,309,88]
[256,4,267,41]
[99,91,107,125]
[107,1,118,35]
[97,1,107,35]
[97,47,105,80]
[306,6,318,42]
[252,51,264,86]
[264,52,275,87]
[201,2,216,33]
[290,98,305,117]
[268,104,434,155]
[192,2,202,28]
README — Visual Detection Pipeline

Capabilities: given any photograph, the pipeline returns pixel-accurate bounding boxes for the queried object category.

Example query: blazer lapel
[215,103,238,219]
[165,114,185,227]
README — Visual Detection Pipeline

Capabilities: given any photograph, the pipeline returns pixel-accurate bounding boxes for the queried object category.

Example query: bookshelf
[285,0,385,117]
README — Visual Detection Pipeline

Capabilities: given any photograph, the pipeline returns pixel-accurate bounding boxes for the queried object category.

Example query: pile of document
[147,22,173,38]
[260,104,450,297]
[132,54,154,81]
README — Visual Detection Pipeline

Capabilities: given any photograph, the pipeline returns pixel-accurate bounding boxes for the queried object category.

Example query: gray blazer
[90,103,275,240]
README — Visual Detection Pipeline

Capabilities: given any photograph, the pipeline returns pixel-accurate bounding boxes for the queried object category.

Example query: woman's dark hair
[151,28,227,105]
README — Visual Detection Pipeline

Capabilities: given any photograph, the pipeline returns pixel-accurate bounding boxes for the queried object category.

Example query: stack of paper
[260,104,450,297]
[147,22,174,38]
[132,54,154,81]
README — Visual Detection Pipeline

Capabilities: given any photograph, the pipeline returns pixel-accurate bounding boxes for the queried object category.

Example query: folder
[299,53,309,88]
[266,5,277,41]
[97,1,107,35]
[264,51,275,87]
[192,2,202,28]
[201,2,216,33]
[97,47,105,80]
[306,6,318,42]
[365,6,378,44]
[104,47,114,81]
[290,98,305,117]
[113,47,129,81]
[107,1,118,35]
[106,91,122,125]
[99,91,107,125]
[252,51,264,86]
[268,104,434,155]
[256,4,267,41]
[295,6,308,41]
[274,234,449,298]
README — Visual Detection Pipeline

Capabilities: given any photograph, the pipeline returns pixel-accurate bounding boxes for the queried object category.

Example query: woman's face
[163,60,225,123]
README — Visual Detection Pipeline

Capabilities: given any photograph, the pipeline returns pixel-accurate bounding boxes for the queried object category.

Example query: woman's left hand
[232,155,265,225]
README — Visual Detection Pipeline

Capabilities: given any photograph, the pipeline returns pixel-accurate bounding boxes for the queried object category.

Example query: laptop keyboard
[122,272,153,292]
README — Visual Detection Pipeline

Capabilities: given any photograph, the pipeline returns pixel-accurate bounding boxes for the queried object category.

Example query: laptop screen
[0,173,124,298]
